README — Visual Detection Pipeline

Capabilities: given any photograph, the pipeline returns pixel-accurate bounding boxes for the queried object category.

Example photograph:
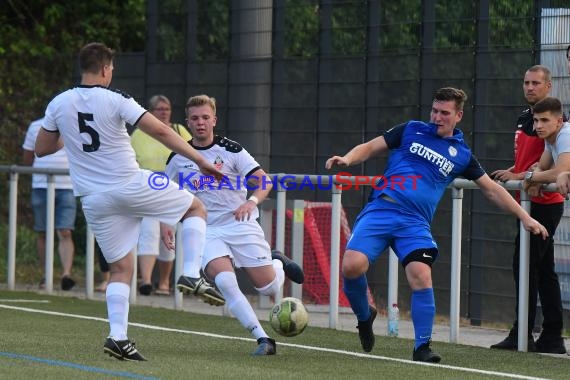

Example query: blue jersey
[369,121,485,222]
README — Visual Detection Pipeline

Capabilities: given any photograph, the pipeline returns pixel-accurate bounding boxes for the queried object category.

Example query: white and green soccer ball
[269,297,309,337]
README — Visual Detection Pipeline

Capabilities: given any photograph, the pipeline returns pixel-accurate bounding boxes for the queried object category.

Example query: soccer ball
[269,297,308,337]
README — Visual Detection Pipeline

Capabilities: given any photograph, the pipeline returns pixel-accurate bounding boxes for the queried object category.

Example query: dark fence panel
[106,0,570,327]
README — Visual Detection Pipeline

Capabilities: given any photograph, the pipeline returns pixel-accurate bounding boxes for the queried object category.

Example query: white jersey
[545,122,570,163]
[43,85,146,196]
[22,118,73,189]
[165,135,261,226]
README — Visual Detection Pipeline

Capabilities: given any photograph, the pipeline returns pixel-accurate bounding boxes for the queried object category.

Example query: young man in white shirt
[165,94,304,355]
[522,96,570,354]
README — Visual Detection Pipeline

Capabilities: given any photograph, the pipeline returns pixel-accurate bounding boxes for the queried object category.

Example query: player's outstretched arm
[137,112,223,180]
[325,135,388,169]
[475,174,548,239]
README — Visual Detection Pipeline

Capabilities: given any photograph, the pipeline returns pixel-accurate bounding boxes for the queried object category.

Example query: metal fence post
[275,175,287,303]
[329,185,342,329]
[130,247,137,304]
[291,199,304,300]
[387,248,398,333]
[7,170,18,290]
[44,175,56,293]
[174,223,183,310]
[517,190,531,352]
[450,186,464,343]
[85,225,95,299]
[259,198,275,309]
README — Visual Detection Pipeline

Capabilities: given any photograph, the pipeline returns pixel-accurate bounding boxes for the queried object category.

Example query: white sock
[106,282,130,340]
[215,271,268,340]
[182,216,206,278]
[272,259,285,288]
[255,274,282,298]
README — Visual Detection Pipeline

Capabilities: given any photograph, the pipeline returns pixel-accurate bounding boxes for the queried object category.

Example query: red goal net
[271,201,374,308]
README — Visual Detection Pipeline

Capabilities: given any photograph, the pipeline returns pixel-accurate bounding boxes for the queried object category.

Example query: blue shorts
[346,197,438,264]
[31,188,77,232]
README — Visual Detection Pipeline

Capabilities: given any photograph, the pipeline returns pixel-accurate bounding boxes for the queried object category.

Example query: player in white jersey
[164,94,304,355]
[34,42,225,362]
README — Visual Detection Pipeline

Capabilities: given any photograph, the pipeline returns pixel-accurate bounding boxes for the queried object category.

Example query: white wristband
[248,195,259,205]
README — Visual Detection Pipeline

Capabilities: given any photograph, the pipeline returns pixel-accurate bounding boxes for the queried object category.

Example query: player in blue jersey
[325,87,548,362]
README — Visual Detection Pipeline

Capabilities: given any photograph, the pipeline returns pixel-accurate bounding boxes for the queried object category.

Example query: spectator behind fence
[556,46,570,192]
[22,117,77,291]
[130,95,192,296]
[325,87,548,363]
[490,66,566,353]
[34,42,225,361]
[164,94,304,355]
[518,96,569,354]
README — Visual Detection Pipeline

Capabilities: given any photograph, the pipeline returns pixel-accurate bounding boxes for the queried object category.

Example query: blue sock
[411,288,435,349]
[343,275,370,321]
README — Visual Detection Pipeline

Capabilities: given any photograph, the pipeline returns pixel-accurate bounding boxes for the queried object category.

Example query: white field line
[0,303,552,380]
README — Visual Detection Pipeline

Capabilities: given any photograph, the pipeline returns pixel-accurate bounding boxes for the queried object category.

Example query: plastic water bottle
[387,303,399,337]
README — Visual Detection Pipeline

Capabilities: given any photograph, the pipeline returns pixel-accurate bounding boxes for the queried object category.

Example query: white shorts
[137,217,175,262]
[81,170,193,263]
[203,221,272,269]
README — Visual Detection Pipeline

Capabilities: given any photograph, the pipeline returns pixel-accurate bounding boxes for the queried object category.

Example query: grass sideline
[0,291,569,379]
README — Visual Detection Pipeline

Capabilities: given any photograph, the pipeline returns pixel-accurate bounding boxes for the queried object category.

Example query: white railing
[1,165,548,352]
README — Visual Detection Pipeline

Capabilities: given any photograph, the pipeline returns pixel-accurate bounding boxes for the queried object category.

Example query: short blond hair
[185,95,216,116]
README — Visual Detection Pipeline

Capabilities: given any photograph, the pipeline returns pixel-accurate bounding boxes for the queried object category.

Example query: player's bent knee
[187,197,207,218]
[342,264,359,278]
[342,251,368,278]
[342,262,366,278]
[255,276,281,297]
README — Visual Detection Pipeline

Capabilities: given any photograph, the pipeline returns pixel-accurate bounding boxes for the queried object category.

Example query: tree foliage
[0,0,146,164]
[0,0,544,163]
[196,0,230,60]
[284,0,319,58]
[155,0,186,61]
